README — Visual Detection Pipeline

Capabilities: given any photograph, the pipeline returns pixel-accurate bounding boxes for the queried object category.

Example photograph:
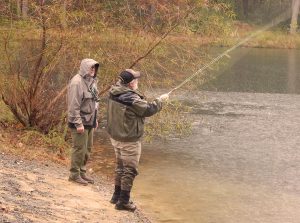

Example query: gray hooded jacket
[67,58,99,129]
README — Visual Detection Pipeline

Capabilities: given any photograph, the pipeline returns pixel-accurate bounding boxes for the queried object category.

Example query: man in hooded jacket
[67,58,100,185]
[107,69,169,211]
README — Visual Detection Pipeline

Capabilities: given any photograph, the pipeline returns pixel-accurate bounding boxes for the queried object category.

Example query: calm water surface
[94,48,300,223]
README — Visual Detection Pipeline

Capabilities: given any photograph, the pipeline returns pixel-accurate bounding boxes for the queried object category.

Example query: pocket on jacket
[81,113,93,123]
[81,103,92,114]
[81,92,93,114]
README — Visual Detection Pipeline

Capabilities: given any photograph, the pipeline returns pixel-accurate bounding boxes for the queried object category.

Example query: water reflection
[288,50,297,93]
[133,91,300,223]
[202,48,300,94]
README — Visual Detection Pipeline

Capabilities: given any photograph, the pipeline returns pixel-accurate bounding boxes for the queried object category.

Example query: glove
[158,93,169,102]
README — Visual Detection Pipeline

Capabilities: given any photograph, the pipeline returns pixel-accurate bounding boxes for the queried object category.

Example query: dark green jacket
[107,83,162,142]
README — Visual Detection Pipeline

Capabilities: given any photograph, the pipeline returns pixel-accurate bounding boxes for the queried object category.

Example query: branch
[33,38,64,99]
[1,94,28,127]
[3,33,13,77]
[48,7,195,104]
[3,30,30,120]
[45,85,67,111]
[129,7,194,69]
[99,7,195,95]
[30,0,47,101]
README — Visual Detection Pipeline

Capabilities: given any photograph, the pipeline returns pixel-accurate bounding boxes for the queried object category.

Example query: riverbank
[0,127,152,223]
[222,29,300,49]
[1,22,300,54]
[202,22,300,49]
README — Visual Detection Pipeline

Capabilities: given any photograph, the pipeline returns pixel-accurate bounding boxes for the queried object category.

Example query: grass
[213,23,300,49]
[0,100,16,124]
[0,126,71,165]
[246,31,300,49]
[0,100,71,164]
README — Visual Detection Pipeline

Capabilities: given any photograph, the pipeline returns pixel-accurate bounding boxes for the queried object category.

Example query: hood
[79,58,99,78]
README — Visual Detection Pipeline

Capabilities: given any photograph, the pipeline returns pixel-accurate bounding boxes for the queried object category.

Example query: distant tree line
[3,1,299,34]
[211,0,300,33]
[1,1,233,33]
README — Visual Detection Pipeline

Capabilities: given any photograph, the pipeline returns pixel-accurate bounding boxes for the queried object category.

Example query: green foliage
[144,100,192,142]
[232,0,291,24]
[187,2,235,37]
[98,0,195,33]
[0,18,11,26]
[20,127,70,155]
[245,30,300,48]
[0,100,16,124]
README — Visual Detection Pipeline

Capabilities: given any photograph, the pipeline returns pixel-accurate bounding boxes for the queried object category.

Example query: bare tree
[16,0,21,17]
[22,0,28,18]
[0,0,208,134]
[1,1,65,132]
[60,0,68,29]
[290,0,300,34]
[243,0,249,18]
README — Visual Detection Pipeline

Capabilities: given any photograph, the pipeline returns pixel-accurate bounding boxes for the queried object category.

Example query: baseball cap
[119,69,141,84]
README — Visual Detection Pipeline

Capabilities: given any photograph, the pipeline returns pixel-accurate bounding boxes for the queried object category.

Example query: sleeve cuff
[75,123,83,128]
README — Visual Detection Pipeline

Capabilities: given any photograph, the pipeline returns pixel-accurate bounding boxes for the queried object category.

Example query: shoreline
[0,130,153,223]
[1,24,300,50]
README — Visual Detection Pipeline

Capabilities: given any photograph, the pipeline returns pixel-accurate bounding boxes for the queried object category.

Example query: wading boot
[80,173,94,184]
[110,185,121,204]
[68,175,88,186]
[115,190,136,212]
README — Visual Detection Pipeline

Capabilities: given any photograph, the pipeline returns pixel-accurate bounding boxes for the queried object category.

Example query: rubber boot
[110,185,121,204]
[115,190,136,212]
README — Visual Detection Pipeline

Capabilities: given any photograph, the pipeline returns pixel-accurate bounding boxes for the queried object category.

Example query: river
[93,48,300,223]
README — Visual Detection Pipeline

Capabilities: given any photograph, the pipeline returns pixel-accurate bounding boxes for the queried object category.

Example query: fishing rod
[166,10,291,96]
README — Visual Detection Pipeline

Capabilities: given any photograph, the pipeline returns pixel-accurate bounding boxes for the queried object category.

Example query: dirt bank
[0,149,151,223]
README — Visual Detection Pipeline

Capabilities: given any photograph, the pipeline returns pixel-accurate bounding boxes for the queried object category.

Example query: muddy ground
[0,149,151,223]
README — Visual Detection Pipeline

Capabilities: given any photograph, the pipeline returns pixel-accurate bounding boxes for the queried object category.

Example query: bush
[144,100,192,142]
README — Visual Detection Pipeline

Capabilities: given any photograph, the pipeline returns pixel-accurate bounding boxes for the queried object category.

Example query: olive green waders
[110,138,141,191]
[70,128,94,179]
[110,138,141,211]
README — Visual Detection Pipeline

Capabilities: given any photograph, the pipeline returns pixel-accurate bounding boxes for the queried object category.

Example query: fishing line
[166,10,291,95]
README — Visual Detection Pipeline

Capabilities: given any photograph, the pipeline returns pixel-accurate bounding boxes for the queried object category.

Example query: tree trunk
[61,0,67,29]
[16,0,21,17]
[243,0,249,19]
[22,0,28,18]
[290,0,300,34]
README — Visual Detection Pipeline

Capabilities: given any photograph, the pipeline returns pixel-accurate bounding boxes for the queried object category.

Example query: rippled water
[93,48,300,223]
[133,91,300,223]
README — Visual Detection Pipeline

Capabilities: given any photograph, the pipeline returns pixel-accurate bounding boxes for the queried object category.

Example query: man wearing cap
[67,58,100,185]
[107,69,169,211]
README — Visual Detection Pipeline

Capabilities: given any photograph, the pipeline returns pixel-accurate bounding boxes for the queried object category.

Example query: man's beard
[132,83,138,90]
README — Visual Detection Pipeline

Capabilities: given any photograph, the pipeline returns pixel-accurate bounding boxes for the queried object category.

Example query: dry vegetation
[1,0,300,143]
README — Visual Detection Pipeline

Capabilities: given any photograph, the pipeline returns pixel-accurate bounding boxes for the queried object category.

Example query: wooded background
[0,0,299,135]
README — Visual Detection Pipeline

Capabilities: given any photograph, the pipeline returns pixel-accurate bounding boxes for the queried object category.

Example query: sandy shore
[0,149,152,223]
